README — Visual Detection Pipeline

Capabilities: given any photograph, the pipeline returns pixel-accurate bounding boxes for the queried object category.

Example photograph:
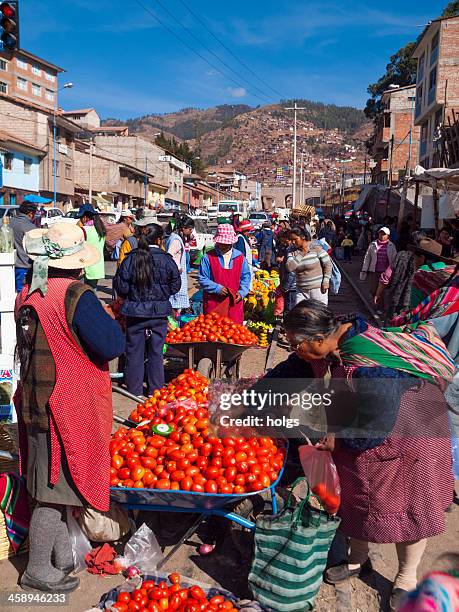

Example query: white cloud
[227,87,247,98]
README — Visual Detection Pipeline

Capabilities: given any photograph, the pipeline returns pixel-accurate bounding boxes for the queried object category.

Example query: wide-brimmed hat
[408,237,459,264]
[121,209,134,218]
[24,223,100,295]
[76,203,99,218]
[238,220,254,233]
[214,224,237,245]
[133,217,158,227]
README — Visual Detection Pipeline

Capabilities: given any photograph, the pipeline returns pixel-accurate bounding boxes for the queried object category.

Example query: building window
[429,67,437,91]
[45,89,55,102]
[0,60,7,71]
[3,153,13,170]
[45,72,55,82]
[32,83,41,96]
[418,52,425,81]
[55,161,60,177]
[24,158,32,175]
[17,77,27,91]
[0,81,7,94]
[384,113,390,127]
[16,58,28,70]
[431,31,439,66]
[65,164,72,180]
[31,65,41,76]
[415,85,423,118]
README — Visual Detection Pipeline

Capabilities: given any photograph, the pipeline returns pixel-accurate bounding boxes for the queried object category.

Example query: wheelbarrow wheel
[230,487,290,559]
[197,357,214,379]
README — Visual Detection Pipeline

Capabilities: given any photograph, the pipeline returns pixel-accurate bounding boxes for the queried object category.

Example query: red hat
[238,220,254,233]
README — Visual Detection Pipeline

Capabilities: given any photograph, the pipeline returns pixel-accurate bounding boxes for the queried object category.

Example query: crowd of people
[5,201,458,610]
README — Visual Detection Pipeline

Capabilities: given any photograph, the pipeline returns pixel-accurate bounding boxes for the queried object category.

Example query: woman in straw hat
[14,223,125,593]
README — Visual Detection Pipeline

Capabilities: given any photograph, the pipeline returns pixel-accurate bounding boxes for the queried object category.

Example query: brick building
[74,141,168,208]
[0,49,63,111]
[0,95,79,205]
[412,14,459,168]
[85,135,190,209]
[62,108,101,129]
[372,85,420,185]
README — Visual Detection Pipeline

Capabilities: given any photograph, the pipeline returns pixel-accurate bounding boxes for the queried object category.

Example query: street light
[53,82,74,206]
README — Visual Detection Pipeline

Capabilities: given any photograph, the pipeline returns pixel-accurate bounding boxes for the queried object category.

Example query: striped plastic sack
[248,477,340,612]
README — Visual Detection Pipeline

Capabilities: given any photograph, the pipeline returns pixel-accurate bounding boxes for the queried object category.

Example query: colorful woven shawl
[340,320,455,387]
[0,473,30,552]
[392,266,459,326]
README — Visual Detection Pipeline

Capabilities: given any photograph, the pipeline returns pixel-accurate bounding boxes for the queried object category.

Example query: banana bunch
[247,321,273,347]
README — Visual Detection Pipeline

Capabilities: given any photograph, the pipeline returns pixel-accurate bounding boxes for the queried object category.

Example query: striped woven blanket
[0,473,30,552]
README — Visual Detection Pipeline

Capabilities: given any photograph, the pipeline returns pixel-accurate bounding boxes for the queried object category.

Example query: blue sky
[21,0,447,119]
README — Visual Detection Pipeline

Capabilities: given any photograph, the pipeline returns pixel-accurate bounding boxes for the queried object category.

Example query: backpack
[329,260,342,295]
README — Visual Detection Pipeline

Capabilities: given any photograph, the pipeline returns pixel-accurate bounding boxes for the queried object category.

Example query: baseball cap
[379,226,390,235]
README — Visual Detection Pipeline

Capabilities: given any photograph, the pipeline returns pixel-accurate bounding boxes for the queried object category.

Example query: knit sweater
[286,245,332,291]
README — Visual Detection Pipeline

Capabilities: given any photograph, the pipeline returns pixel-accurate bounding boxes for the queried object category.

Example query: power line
[177,0,285,100]
[133,0,273,104]
[148,0,276,102]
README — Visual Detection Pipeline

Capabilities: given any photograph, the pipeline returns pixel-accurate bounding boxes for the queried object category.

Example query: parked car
[0,205,19,220]
[40,207,64,227]
[189,216,214,262]
[248,211,271,229]
[60,209,80,224]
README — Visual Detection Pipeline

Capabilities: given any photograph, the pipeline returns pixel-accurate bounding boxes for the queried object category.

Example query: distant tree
[442,0,459,16]
[364,41,418,120]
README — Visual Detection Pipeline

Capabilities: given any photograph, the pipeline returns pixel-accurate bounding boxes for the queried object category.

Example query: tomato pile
[166,313,258,346]
[129,370,208,424]
[111,573,237,611]
[110,370,285,494]
[311,483,340,515]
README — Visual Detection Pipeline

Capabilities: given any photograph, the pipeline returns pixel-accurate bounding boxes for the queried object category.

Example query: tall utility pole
[285,102,307,209]
[144,154,148,206]
[88,138,93,204]
[300,151,306,206]
[385,134,395,215]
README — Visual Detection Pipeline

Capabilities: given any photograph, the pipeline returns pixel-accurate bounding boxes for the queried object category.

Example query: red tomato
[117,592,132,604]
[311,483,327,500]
[205,480,218,494]
[130,466,145,482]
[111,455,124,470]
[112,604,128,612]
[189,586,206,601]
[168,572,181,584]
[180,477,193,491]
[118,467,131,480]
[191,483,204,492]
[156,479,171,490]
[225,467,237,483]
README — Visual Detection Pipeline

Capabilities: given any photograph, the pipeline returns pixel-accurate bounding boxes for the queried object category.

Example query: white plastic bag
[117,523,163,574]
[66,507,92,573]
[78,503,130,542]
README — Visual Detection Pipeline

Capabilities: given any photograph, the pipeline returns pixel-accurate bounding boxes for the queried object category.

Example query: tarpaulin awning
[413,165,459,190]
[23,194,53,204]
[353,184,375,212]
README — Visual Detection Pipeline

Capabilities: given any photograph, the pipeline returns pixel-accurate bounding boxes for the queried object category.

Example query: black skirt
[26,426,85,507]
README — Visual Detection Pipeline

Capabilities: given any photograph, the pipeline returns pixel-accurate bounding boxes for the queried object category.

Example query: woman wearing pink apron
[199,224,252,324]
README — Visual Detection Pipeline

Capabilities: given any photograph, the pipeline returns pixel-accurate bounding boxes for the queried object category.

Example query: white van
[217,200,247,219]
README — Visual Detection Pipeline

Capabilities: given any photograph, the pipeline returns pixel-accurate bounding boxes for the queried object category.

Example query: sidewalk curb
[334,260,382,326]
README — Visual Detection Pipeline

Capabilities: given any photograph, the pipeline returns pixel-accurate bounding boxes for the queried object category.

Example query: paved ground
[0,259,457,612]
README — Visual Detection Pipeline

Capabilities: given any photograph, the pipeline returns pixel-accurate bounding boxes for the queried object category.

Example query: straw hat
[24,223,100,270]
